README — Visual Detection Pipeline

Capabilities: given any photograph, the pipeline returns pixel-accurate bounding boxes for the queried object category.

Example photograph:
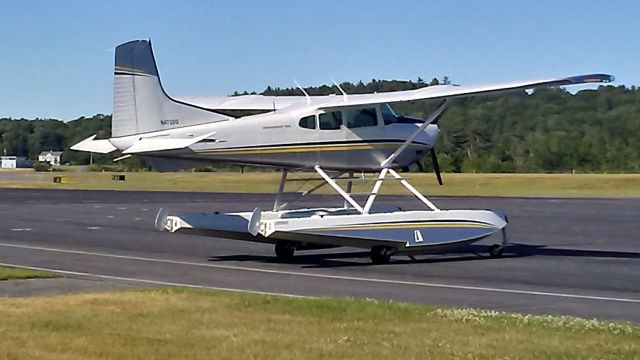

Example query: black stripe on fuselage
[197,139,431,151]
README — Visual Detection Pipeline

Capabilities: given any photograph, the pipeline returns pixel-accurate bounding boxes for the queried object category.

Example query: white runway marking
[10,228,31,232]
[86,227,102,230]
[134,217,142,221]
[0,242,639,304]
[140,208,148,211]
[117,207,127,210]
[106,215,114,218]
[0,261,306,299]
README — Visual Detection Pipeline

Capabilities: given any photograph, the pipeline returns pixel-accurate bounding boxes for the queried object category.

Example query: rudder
[111,40,230,138]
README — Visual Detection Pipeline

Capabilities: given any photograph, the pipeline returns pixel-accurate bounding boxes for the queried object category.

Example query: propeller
[430,148,443,186]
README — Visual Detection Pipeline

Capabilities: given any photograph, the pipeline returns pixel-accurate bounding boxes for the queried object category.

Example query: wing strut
[311,166,440,215]
[363,168,388,213]
[388,169,440,211]
[380,99,449,168]
[273,169,289,211]
[315,166,366,214]
[276,171,352,211]
[269,167,443,215]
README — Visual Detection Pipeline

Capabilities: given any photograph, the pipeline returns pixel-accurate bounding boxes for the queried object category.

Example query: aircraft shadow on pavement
[504,243,640,260]
[207,247,506,268]
[208,243,640,268]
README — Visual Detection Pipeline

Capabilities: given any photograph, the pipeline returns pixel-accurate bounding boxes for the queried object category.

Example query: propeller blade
[430,148,443,186]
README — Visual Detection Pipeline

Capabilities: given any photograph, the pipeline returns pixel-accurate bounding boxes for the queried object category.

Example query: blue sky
[0,0,637,120]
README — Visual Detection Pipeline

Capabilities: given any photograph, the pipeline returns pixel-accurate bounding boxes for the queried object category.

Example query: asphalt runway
[0,188,638,322]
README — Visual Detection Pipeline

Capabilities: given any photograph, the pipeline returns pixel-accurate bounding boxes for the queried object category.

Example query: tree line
[1,79,638,173]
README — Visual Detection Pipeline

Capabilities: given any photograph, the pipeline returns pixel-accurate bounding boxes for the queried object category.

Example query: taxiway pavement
[0,189,638,322]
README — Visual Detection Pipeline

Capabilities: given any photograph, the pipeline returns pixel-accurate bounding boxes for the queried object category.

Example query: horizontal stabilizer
[122,132,216,154]
[70,135,117,154]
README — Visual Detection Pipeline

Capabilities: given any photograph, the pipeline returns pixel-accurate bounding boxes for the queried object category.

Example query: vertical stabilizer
[112,40,230,138]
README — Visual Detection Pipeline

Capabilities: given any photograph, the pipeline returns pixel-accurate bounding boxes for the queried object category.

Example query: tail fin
[112,40,230,138]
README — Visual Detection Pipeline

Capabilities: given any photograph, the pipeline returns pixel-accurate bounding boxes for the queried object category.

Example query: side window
[319,111,343,130]
[344,108,378,128]
[298,115,316,129]
[381,104,397,125]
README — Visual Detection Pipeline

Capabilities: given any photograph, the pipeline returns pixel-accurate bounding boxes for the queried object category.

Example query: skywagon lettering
[161,119,179,125]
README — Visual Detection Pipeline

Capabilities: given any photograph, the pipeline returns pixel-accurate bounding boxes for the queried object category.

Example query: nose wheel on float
[488,228,509,258]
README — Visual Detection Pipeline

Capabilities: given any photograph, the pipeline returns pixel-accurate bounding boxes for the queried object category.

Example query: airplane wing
[315,74,614,109]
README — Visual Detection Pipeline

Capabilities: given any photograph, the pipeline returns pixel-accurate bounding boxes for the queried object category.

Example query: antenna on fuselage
[293,79,311,104]
[331,77,348,102]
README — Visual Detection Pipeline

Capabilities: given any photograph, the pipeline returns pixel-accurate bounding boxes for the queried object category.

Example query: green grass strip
[0,266,60,281]
[0,288,637,359]
[1,171,639,197]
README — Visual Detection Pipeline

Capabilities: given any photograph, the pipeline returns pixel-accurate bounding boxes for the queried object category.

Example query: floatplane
[72,40,613,263]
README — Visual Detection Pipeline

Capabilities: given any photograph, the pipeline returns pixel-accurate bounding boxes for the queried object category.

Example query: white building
[1,156,17,168]
[38,151,63,166]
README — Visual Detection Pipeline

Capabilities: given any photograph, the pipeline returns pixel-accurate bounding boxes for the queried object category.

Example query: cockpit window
[298,115,316,129]
[344,108,378,128]
[381,103,398,125]
[319,111,343,130]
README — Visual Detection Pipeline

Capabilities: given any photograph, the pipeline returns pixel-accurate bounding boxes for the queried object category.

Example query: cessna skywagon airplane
[72,40,613,263]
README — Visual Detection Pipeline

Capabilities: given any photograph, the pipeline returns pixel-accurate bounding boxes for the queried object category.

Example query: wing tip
[564,74,615,85]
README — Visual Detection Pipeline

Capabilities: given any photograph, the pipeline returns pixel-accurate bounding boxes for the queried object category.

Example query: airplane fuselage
[110,103,439,171]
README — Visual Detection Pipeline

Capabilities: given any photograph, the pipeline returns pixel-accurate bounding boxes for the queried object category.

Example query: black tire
[488,244,504,258]
[274,241,296,260]
[370,246,392,264]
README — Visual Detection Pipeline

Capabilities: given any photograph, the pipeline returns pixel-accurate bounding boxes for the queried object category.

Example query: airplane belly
[192,142,427,171]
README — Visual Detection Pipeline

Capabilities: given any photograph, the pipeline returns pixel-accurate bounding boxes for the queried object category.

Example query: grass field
[1,169,639,197]
[0,288,637,359]
[0,266,59,281]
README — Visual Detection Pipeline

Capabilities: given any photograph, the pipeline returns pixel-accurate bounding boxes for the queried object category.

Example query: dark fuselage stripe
[196,141,428,156]
[198,139,430,151]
